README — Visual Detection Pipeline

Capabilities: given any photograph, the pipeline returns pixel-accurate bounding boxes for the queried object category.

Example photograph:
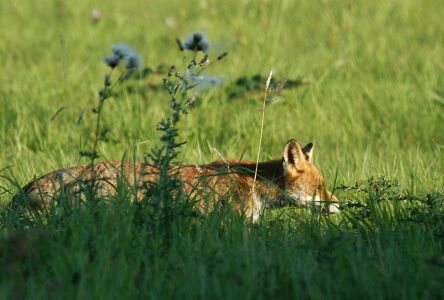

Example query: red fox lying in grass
[13,140,339,221]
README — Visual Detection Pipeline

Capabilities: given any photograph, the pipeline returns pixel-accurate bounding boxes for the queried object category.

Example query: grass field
[1,0,444,299]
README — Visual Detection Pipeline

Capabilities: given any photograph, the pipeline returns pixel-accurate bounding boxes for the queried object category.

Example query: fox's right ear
[301,142,314,162]
[283,139,305,173]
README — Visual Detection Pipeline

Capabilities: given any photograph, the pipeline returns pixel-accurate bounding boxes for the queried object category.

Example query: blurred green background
[1,0,443,200]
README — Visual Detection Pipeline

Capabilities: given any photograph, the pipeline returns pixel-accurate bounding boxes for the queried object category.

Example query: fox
[12,140,339,221]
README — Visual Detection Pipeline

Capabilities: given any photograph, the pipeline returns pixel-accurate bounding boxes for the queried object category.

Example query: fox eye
[316,184,321,189]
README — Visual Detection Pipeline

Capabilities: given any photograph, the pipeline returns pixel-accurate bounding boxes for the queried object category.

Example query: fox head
[282,139,340,213]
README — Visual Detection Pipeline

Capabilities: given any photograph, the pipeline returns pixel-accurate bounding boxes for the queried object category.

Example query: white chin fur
[327,202,341,214]
[290,193,341,213]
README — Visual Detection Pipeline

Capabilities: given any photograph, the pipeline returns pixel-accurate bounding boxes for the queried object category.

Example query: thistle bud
[217,52,228,61]
[168,65,176,77]
[199,54,209,66]
[175,37,184,51]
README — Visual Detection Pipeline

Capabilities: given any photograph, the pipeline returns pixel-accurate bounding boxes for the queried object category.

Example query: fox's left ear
[301,142,314,162]
[283,140,306,173]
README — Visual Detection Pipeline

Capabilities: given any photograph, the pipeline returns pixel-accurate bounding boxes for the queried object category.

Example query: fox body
[14,140,339,221]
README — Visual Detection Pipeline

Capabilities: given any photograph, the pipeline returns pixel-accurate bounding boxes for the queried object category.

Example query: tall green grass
[1,180,443,299]
[0,0,443,298]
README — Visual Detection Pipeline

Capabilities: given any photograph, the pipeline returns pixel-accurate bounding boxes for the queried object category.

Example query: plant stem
[90,68,128,167]
[252,70,272,193]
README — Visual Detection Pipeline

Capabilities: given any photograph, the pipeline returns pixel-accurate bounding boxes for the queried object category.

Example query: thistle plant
[139,43,228,241]
[80,44,142,166]
[146,35,224,188]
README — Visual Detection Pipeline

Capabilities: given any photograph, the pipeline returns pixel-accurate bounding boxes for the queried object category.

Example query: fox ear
[301,142,314,162]
[283,140,305,172]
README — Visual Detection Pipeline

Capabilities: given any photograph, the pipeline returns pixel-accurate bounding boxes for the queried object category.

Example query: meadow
[0,0,443,299]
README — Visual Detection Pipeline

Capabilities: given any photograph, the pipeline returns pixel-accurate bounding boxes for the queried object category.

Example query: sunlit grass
[0,0,443,298]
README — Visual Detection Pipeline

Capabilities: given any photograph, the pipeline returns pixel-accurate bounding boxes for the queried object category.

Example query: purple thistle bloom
[103,55,120,68]
[184,32,210,53]
[103,44,143,69]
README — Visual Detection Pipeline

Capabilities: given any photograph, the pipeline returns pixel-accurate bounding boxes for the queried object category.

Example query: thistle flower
[126,55,142,69]
[103,44,143,69]
[183,32,209,52]
[91,9,101,23]
[184,73,222,90]
[103,55,119,69]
